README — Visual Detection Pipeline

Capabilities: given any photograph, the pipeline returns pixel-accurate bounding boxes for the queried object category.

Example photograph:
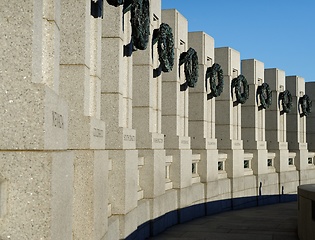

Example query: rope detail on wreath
[130,0,150,50]
[299,94,312,116]
[279,90,293,113]
[179,47,199,88]
[206,63,224,97]
[231,75,249,104]
[257,83,272,109]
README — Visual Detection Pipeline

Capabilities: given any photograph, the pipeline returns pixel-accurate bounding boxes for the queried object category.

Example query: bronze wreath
[130,0,150,50]
[179,47,199,88]
[257,83,272,109]
[106,0,123,7]
[299,94,312,116]
[91,0,104,18]
[152,23,174,72]
[279,90,293,113]
[206,63,224,97]
[231,75,249,104]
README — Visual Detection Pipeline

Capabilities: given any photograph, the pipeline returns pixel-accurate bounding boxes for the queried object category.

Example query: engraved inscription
[52,111,64,129]
[300,143,307,148]
[124,134,135,141]
[234,143,241,146]
[93,128,104,138]
[208,142,216,145]
[153,138,164,143]
[181,140,189,144]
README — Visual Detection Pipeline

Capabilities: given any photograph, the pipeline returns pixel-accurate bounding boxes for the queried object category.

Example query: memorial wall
[1,1,315,239]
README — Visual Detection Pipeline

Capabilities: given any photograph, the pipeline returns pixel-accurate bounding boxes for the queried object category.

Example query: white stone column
[241,59,278,197]
[188,31,220,201]
[241,59,268,173]
[101,2,138,238]
[0,1,76,239]
[214,47,245,176]
[60,0,105,150]
[0,0,68,150]
[59,1,109,239]
[265,69,298,195]
[306,82,315,152]
[286,76,315,184]
[132,0,174,224]
[161,9,194,209]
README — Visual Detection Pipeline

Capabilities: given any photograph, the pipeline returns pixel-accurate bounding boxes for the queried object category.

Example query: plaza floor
[148,201,299,240]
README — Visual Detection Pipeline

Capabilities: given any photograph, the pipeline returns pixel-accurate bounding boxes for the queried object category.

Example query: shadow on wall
[126,194,297,240]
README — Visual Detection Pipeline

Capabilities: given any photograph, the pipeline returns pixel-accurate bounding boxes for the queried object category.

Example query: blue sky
[161,0,315,82]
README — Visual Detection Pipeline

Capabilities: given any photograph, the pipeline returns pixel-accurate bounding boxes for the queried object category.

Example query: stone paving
[148,202,299,240]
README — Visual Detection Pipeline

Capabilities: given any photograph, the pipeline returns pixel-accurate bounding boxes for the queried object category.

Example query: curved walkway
[148,202,299,240]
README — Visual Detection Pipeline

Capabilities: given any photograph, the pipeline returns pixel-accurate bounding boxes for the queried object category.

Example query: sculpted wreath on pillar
[179,47,199,88]
[299,94,312,116]
[257,83,272,109]
[206,63,224,97]
[130,0,150,50]
[279,90,293,113]
[106,0,124,7]
[107,0,150,53]
[152,23,175,72]
[91,0,104,18]
[231,75,249,104]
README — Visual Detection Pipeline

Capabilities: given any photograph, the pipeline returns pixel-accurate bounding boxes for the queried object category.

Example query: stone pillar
[215,47,249,203]
[60,0,105,150]
[306,82,315,152]
[0,0,68,150]
[132,0,173,225]
[0,1,76,239]
[59,1,108,239]
[286,76,315,184]
[188,31,220,201]
[241,59,278,200]
[161,9,193,210]
[215,48,244,177]
[265,69,298,196]
[101,3,138,238]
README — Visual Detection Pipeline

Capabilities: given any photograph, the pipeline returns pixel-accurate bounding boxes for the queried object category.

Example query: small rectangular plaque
[153,138,163,143]
[52,111,64,129]
[124,134,135,141]
[93,128,104,138]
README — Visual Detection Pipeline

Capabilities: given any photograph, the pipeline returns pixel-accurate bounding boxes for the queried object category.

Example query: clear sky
[161,0,315,82]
